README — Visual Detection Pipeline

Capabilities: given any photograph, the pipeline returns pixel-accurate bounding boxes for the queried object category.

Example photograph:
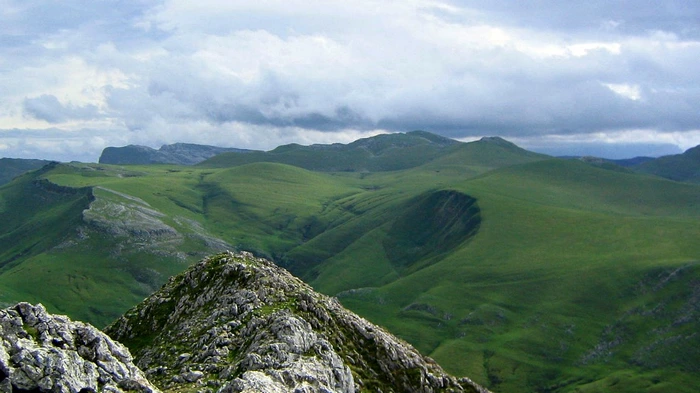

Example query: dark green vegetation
[571,144,700,183]
[0,131,698,393]
[633,145,700,183]
[0,158,52,185]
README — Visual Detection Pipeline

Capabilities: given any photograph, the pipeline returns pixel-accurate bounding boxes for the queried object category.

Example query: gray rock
[107,252,490,393]
[182,370,204,382]
[0,303,160,393]
[98,144,252,166]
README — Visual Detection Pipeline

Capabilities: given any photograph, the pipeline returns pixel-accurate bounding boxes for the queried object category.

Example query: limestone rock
[0,302,160,393]
[107,252,489,393]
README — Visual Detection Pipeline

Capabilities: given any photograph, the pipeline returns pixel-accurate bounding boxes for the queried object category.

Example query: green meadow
[0,134,697,392]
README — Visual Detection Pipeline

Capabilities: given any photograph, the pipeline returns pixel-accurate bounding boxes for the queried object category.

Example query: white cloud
[604,83,642,101]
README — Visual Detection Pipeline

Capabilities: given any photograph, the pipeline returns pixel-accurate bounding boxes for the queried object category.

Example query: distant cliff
[99,143,252,165]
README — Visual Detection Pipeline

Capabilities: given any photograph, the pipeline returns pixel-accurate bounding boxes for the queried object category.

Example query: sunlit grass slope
[331,159,700,393]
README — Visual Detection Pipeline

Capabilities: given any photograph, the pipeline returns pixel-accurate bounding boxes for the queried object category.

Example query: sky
[2,0,700,162]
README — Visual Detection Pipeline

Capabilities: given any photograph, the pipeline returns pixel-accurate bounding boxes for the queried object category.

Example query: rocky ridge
[99,144,251,166]
[107,252,489,393]
[0,302,159,393]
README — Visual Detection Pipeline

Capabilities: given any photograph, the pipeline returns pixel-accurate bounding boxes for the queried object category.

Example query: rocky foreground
[0,252,489,393]
[107,252,489,393]
[0,302,158,393]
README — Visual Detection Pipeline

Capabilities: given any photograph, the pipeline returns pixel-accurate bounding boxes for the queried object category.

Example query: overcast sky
[2,0,700,161]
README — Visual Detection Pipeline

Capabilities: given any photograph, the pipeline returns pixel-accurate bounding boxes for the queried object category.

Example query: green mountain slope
[633,144,700,183]
[326,160,700,393]
[0,158,52,185]
[0,164,232,326]
[200,130,461,171]
[0,132,698,393]
[0,163,93,273]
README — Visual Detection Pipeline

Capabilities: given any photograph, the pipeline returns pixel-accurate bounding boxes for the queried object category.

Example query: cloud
[0,128,123,162]
[23,95,99,123]
[1,0,700,160]
[461,1,700,38]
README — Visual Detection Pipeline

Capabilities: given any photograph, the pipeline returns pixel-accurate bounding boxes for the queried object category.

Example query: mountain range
[0,131,698,393]
[93,131,700,183]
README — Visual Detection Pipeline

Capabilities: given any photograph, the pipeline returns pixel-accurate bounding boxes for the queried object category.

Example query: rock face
[98,143,251,166]
[107,252,489,393]
[0,302,159,393]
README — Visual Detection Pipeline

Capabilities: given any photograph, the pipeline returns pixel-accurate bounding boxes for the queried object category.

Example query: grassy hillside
[200,130,460,171]
[633,145,700,183]
[0,158,52,185]
[332,161,699,392]
[0,133,698,392]
[0,164,229,326]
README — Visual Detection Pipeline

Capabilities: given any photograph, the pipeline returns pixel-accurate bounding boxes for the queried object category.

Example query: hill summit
[106,252,489,393]
[634,144,700,182]
[199,131,460,171]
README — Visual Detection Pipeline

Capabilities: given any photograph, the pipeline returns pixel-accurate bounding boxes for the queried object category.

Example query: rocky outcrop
[107,252,489,393]
[98,144,251,166]
[83,187,178,239]
[0,302,159,393]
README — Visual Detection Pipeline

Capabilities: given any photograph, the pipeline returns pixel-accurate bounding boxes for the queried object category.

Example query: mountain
[561,145,700,183]
[0,302,159,393]
[99,143,251,165]
[609,156,656,167]
[633,144,700,182]
[107,252,489,393]
[1,131,699,392]
[0,158,52,185]
[200,130,466,171]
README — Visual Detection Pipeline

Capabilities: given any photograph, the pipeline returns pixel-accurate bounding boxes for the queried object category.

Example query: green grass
[324,159,699,392]
[0,136,698,392]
